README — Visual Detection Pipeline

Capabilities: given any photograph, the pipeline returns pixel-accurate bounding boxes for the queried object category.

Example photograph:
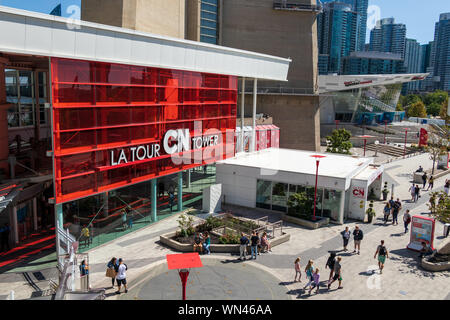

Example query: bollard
[9,290,14,300]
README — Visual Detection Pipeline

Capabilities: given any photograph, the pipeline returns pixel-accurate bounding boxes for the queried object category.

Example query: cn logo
[353,188,365,198]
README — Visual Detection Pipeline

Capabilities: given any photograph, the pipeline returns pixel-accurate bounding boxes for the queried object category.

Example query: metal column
[251,78,257,152]
[151,179,157,222]
[178,172,183,212]
[240,77,245,152]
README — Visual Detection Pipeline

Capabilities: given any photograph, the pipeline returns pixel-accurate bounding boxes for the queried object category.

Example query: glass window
[201,19,217,29]
[200,26,217,37]
[256,180,272,210]
[200,35,218,44]
[201,11,217,20]
[322,189,342,222]
[272,183,288,212]
[201,3,217,13]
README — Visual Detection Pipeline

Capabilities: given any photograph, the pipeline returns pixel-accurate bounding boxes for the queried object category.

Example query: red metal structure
[310,155,326,221]
[51,58,237,204]
[166,252,203,300]
[356,135,375,157]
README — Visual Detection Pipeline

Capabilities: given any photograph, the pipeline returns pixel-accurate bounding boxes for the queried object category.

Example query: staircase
[365,144,416,157]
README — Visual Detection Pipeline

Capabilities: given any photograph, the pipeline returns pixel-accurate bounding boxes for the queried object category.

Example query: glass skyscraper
[432,13,450,91]
[369,18,407,59]
[318,2,360,74]
[199,0,220,44]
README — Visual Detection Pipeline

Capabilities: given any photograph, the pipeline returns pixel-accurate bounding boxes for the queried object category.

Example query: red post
[313,159,319,221]
[335,120,340,131]
[179,269,190,300]
[404,129,408,158]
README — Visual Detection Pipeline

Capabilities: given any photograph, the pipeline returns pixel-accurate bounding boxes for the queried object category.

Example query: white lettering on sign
[109,129,219,167]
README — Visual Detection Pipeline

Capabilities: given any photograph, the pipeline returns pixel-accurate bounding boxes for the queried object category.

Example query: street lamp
[334,120,340,131]
[310,155,326,221]
[383,120,388,144]
[403,128,408,158]
[357,135,375,157]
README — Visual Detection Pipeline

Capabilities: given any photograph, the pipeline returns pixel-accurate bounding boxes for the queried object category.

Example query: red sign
[352,187,365,198]
[51,58,237,204]
[419,128,428,147]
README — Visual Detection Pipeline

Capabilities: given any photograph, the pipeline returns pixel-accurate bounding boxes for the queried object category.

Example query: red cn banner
[51,58,237,204]
[419,128,428,147]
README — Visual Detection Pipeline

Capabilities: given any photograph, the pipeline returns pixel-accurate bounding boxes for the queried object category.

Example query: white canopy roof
[0,6,291,81]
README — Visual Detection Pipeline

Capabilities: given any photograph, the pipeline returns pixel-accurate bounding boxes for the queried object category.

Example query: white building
[216,148,384,223]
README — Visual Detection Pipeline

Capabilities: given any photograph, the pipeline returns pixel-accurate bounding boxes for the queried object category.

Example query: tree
[287,192,314,218]
[426,134,448,174]
[426,102,442,117]
[326,128,352,155]
[396,103,404,111]
[428,192,450,223]
[424,90,448,106]
[407,101,427,118]
[440,96,449,121]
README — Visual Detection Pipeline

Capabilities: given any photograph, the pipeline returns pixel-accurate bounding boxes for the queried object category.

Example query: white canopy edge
[319,73,430,93]
[0,6,291,81]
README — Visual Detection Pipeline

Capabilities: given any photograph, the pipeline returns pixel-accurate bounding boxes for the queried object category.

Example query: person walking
[303,260,315,291]
[403,209,412,233]
[444,179,449,195]
[408,183,416,202]
[374,240,389,274]
[115,258,128,294]
[383,202,391,224]
[392,198,402,225]
[239,232,249,260]
[294,257,302,282]
[327,256,343,290]
[341,227,351,251]
[250,231,259,260]
[80,260,89,290]
[169,190,175,212]
[106,257,118,288]
[352,226,364,255]
[202,232,211,255]
[422,172,427,189]
[414,184,420,202]
[426,176,434,191]
[325,252,336,283]
[308,268,320,295]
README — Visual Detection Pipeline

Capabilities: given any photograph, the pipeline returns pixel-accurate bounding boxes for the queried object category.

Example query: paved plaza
[0,153,449,300]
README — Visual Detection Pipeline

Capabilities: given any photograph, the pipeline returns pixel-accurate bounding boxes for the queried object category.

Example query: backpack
[124,263,128,271]
[379,246,386,256]
[326,257,335,269]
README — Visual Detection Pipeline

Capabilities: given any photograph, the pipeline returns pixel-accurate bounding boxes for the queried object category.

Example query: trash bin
[444,224,450,238]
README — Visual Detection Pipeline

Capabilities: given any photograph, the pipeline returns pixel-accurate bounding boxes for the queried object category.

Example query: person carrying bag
[106,257,118,287]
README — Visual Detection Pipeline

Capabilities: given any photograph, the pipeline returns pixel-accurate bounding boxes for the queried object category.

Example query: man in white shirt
[115,258,128,294]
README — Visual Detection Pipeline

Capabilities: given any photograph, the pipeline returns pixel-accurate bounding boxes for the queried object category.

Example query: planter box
[160,231,290,253]
[421,258,450,272]
[281,214,329,229]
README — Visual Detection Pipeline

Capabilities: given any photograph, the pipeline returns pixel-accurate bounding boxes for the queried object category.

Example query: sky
[0,0,449,45]
[368,0,450,44]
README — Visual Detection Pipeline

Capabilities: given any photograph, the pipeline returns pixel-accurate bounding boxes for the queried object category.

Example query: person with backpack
[250,231,259,260]
[341,227,351,251]
[327,256,343,290]
[239,232,249,261]
[325,252,336,283]
[115,258,128,294]
[374,240,389,274]
[392,198,402,225]
[352,225,364,255]
[403,209,412,233]
[383,202,391,224]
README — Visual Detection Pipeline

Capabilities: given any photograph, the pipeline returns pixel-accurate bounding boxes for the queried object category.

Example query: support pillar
[338,190,345,225]
[12,206,18,244]
[240,77,245,152]
[251,78,257,152]
[178,172,183,212]
[0,57,10,177]
[151,179,157,222]
[33,198,38,231]
[56,203,63,228]
[186,169,191,188]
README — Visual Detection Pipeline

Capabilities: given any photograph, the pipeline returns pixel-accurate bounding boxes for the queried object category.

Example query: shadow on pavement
[390,232,407,237]
[389,248,449,278]
[220,259,244,264]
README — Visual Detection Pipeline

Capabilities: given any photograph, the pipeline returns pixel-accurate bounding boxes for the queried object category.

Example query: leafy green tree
[326,128,352,155]
[440,96,449,121]
[427,102,442,117]
[396,103,404,111]
[404,94,422,107]
[428,192,450,223]
[424,90,448,106]
[426,134,448,174]
[287,192,314,218]
[407,101,427,118]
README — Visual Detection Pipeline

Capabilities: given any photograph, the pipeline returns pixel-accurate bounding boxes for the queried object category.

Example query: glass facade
[200,0,219,45]
[51,57,237,204]
[5,69,48,128]
[255,179,343,221]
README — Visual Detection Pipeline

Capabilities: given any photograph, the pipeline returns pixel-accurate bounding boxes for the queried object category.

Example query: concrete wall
[81,0,185,38]
[242,94,321,151]
[221,0,318,90]
[186,0,201,42]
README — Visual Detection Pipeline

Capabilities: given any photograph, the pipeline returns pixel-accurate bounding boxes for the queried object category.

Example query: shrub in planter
[382,182,390,201]
[177,213,195,237]
[219,232,240,244]
[366,201,376,223]
[287,192,314,220]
